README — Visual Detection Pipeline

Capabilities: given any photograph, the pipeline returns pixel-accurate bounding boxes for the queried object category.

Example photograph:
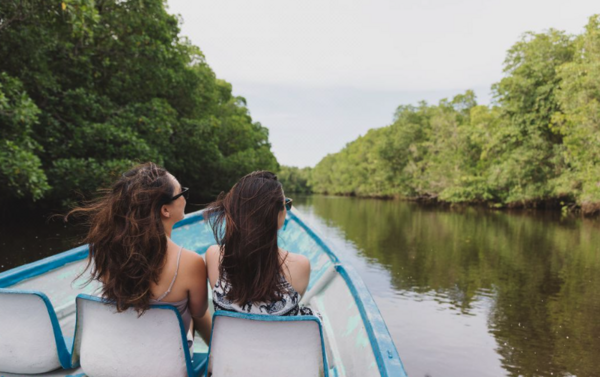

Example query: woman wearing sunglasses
[205,171,317,317]
[68,162,212,347]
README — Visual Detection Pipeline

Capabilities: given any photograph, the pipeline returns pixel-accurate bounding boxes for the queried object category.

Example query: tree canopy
[0,0,278,208]
[307,15,600,214]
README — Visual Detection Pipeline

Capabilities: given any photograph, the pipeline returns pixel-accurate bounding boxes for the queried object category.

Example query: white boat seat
[73,294,207,377]
[0,289,74,374]
[206,311,328,377]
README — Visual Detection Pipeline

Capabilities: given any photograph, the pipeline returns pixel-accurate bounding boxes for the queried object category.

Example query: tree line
[280,15,600,215]
[0,0,278,211]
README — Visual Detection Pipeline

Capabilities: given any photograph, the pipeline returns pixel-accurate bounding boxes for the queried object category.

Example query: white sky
[166,0,598,167]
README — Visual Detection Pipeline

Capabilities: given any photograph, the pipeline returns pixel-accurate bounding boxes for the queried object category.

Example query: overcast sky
[167,0,598,167]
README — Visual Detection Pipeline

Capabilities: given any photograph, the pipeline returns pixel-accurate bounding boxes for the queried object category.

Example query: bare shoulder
[283,251,310,270]
[281,250,311,296]
[205,245,221,266]
[206,244,220,256]
[180,248,206,271]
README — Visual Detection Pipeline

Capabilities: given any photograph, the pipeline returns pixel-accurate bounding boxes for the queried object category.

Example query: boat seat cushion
[207,311,328,377]
[0,289,73,374]
[73,294,206,377]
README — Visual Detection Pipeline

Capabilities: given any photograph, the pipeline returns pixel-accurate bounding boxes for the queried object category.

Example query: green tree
[0,0,278,208]
[489,29,575,205]
[310,25,594,211]
[554,15,600,213]
[277,166,313,194]
[0,73,50,201]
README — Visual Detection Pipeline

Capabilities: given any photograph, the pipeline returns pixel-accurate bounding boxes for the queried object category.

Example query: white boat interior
[0,210,406,377]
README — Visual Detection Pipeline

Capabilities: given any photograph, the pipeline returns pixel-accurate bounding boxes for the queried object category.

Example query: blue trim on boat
[75,294,207,377]
[0,210,207,288]
[0,245,88,288]
[0,289,74,369]
[285,210,407,376]
[1,208,406,376]
[173,210,206,229]
[335,265,408,377]
[212,310,323,324]
[205,310,329,377]
[286,210,340,264]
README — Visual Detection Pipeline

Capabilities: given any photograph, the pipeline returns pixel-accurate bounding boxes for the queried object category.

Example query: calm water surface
[2,196,600,376]
[293,196,600,377]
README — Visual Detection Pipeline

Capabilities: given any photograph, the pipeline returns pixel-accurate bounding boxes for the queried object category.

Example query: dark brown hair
[67,162,175,313]
[206,170,288,305]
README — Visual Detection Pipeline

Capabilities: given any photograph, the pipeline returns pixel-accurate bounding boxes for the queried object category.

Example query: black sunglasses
[169,187,189,202]
[284,197,293,211]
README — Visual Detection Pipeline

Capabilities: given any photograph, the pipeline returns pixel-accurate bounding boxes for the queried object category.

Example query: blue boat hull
[0,209,407,376]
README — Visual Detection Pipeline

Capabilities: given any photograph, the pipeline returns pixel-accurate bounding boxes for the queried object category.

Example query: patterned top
[213,272,317,317]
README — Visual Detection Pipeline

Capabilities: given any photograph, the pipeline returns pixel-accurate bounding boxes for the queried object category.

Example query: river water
[293,195,600,377]
[2,196,599,376]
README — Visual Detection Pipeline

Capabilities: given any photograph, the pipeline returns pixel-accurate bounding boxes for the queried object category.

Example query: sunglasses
[284,197,293,211]
[169,187,189,202]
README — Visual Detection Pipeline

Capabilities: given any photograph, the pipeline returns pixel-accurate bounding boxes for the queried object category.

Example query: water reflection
[294,195,600,377]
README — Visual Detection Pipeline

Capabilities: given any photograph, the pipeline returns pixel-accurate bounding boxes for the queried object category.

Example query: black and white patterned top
[213,273,317,317]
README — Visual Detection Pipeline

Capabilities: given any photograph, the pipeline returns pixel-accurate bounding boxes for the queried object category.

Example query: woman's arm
[184,250,212,343]
[205,245,221,289]
[186,251,208,318]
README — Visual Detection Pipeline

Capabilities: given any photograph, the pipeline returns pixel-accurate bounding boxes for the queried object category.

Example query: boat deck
[0,212,406,377]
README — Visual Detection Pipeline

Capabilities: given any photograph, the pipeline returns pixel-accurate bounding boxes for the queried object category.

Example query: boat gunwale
[0,211,205,288]
[0,245,89,289]
[288,210,407,377]
[0,208,407,377]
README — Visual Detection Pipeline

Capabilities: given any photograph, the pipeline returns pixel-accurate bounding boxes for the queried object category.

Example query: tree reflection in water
[295,195,600,377]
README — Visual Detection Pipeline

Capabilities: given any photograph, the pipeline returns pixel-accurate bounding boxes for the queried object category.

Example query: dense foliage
[0,0,277,208]
[309,15,600,214]
[277,166,312,194]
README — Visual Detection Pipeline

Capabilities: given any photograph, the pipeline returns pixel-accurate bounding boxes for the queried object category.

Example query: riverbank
[296,191,598,216]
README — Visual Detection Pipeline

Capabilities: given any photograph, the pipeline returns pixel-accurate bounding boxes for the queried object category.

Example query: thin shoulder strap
[154,245,184,302]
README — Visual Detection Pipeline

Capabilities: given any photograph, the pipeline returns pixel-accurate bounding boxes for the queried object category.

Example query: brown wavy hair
[205,171,289,305]
[67,162,176,313]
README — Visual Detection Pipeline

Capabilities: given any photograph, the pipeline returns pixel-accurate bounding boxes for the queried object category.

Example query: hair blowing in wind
[206,171,289,305]
[66,163,175,313]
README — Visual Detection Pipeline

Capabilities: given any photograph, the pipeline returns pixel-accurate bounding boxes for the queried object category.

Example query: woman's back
[206,246,312,316]
[150,239,206,305]
[204,171,317,317]
[149,240,207,336]
[68,163,211,343]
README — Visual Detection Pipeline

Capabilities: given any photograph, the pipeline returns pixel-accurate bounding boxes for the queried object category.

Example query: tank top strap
[154,245,184,302]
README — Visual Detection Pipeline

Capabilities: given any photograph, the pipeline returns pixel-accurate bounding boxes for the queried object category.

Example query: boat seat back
[0,289,73,374]
[207,311,328,377]
[73,294,205,377]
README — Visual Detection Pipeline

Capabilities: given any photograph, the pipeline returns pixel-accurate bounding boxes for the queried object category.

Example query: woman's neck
[163,221,174,238]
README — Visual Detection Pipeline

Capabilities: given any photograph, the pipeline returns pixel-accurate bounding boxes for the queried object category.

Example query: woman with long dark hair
[205,171,316,316]
[67,162,211,345]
